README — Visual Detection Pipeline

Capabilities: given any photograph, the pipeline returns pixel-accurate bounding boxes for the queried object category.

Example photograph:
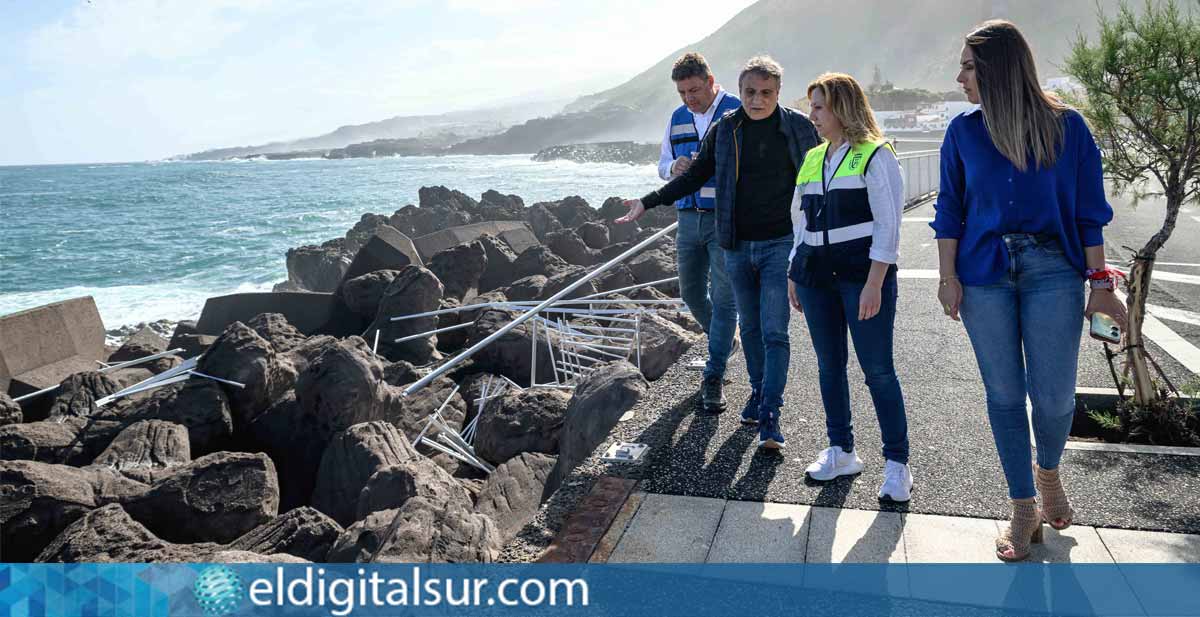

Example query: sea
[0,155,662,331]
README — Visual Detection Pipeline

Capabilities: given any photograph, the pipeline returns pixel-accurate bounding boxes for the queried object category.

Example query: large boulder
[503,275,547,302]
[546,362,648,493]
[462,309,560,387]
[389,204,472,239]
[293,338,389,443]
[536,265,600,301]
[477,190,525,221]
[0,461,147,562]
[597,196,642,243]
[116,380,233,456]
[524,204,563,242]
[380,376,466,443]
[311,421,419,526]
[228,506,343,562]
[196,322,297,426]
[419,185,479,214]
[513,245,570,281]
[344,213,393,254]
[627,249,679,295]
[544,229,598,267]
[637,312,700,380]
[428,240,487,301]
[0,393,21,426]
[355,457,472,520]
[89,420,190,483]
[47,371,123,419]
[541,196,596,228]
[108,326,177,374]
[35,504,216,563]
[371,497,500,563]
[246,312,307,355]
[596,264,638,293]
[286,239,352,292]
[120,452,279,544]
[474,388,570,465]
[576,221,610,250]
[475,452,557,543]
[365,266,444,364]
[341,270,401,318]
[477,234,520,293]
[0,417,111,465]
[244,393,325,511]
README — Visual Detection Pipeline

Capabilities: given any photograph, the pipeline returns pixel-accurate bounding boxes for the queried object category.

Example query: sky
[0,0,758,166]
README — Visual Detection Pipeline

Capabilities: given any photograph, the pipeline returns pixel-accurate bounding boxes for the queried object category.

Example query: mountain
[177,99,568,161]
[435,0,1127,155]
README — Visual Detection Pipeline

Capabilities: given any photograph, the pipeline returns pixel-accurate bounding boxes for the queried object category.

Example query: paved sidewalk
[596,493,1200,564]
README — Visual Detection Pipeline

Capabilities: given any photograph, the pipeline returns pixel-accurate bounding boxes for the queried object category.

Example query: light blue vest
[667,92,741,210]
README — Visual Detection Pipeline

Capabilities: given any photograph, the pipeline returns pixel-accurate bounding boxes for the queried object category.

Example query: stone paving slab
[606,494,725,563]
[806,507,905,564]
[706,500,810,563]
[1029,526,1115,564]
[1096,527,1200,563]
[902,512,1000,564]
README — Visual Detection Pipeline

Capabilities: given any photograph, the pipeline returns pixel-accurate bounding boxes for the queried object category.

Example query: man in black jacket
[618,56,818,450]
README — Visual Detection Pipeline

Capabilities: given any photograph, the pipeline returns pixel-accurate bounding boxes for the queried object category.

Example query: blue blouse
[930,107,1113,286]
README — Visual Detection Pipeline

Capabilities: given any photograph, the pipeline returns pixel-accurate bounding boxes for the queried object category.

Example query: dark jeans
[959,233,1084,500]
[794,275,909,464]
[676,208,737,380]
[724,234,793,420]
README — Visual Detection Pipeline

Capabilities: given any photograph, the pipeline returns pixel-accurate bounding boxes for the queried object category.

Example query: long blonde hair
[965,20,1069,171]
[806,72,884,145]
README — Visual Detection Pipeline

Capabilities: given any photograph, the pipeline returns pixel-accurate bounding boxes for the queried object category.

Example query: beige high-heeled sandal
[1036,465,1075,530]
[996,498,1043,562]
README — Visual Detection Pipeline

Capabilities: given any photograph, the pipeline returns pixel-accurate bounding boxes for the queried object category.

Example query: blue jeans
[676,208,737,381]
[959,233,1084,500]
[794,275,909,464]
[724,234,793,420]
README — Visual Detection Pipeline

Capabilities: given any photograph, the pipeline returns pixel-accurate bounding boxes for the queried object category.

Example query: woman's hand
[858,284,881,321]
[938,277,962,321]
[788,280,803,313]
[1085,288,1128,330]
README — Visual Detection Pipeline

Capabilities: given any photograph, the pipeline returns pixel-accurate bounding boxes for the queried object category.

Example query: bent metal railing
[897,148,940,208]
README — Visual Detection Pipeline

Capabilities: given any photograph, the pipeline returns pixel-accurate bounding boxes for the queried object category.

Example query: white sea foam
[0,280,276,329]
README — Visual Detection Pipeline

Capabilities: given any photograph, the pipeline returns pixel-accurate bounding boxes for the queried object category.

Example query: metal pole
[403,222,679,396]
[393,320,474,344]
[575,277,679,300]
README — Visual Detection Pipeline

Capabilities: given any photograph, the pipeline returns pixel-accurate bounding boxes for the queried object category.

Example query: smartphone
[1090,312,1122,344]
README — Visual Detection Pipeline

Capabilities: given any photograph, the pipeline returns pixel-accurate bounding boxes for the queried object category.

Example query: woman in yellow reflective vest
[788,73,912,502]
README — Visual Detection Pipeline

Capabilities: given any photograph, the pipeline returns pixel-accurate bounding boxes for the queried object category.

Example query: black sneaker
[739,392,761,425]
[701,375,727,413]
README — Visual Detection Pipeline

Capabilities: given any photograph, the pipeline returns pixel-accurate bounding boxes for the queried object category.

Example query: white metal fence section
[897,148,940,207]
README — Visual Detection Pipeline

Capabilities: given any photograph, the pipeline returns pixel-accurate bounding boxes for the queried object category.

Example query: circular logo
[193,565,243,616]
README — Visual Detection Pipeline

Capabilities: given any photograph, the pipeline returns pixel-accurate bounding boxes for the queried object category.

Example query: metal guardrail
[897,148,940,208]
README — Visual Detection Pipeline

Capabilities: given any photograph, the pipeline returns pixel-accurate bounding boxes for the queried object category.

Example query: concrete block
[1028,525,1115,564]
[707,500,810,563]
[1097,527,1200,563]
[413,222,538,262]
[805,507,907,598]
[903,512,999,563]
[0,296,105,395]
[195,292,337,336]
[342,226,422,282]
[607,494,725,563]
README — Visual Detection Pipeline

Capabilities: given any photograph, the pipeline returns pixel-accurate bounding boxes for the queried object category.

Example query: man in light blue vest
[655,52,741,413]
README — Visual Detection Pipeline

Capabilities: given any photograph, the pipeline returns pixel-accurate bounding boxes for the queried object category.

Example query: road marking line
[897,269,939,278]
[1147,304,1200,327]
[1192,215,1200,224]
[1115,289,1200,373]
[903,216,934,223]
[1116,268,1200,286]
[1108,260,1200,268]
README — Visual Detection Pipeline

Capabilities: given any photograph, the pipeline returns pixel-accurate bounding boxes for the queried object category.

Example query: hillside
[568,0,1125,115]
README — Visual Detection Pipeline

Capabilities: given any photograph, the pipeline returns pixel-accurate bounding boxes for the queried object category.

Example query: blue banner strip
[2,564,1198,616]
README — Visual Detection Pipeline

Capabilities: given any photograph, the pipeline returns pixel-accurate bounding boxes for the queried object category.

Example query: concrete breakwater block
[195,291,345,337]
[0,296,105,397]
[413,222,538,262]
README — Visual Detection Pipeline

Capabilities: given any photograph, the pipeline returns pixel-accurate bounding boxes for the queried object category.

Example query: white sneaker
[804,446,864,481]
[878,460,914,502]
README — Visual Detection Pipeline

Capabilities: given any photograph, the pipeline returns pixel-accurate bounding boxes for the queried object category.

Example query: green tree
[1065,1,1200,405]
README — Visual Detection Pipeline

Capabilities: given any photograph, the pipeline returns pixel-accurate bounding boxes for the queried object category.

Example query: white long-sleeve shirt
[657,88,731,181]
[789,140,905,265]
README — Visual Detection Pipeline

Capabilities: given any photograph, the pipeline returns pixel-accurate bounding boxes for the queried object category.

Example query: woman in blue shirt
[931,20,1127,562]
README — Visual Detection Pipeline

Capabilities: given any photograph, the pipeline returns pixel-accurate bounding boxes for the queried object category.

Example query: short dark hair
[739,55,783,87]
[671,52,712,82]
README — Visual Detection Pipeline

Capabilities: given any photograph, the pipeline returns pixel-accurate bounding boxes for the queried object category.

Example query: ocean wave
[0,280,275,330]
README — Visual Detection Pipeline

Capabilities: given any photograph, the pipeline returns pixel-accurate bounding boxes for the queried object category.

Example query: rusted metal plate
[537,476,637,563]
